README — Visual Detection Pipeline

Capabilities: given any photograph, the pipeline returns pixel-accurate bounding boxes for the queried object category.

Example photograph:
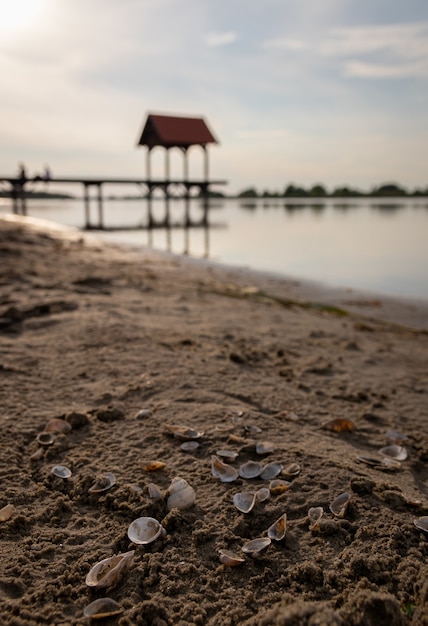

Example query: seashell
[413,516,428,533]
[135,408,152,420]
[269,479,291,495]
[165,424,203,440]
[385,429,408,443]
[219,548,245,566]
[83,597,122,619]
[267,513,287,541]
[51,465,72,479]
[211,455,239,483]
[213,423,235,433]
[381,457,401,470]
[127,517,165,545]
[239,460,263,479]
[0,503,14,522]
[30,447,45,461]
[329,492,351,517]
[256,441,276,455]
[36,432,55,447]
[89,472,116,494]
[145,482,163,499]
[282,462,301,478]
[244,424,262,434]
[308,506,324,531]
[255,487,271,502]
[142,461,166,472]
[233,491,256,513]
[241,537,271,558]
[180,441,200,452]
[44,418,72,434]
[166,477,196,511]
[379,444,407,462]
[86,551,135,589]
[323,418,355,432]
[260,462,283,481]
[357,455,401,470]
[216,449,238,462]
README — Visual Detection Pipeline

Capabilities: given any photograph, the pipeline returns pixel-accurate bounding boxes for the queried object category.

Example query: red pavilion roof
[137,114,218,149]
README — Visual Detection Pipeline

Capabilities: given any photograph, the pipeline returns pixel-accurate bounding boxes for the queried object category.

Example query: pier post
[84,183,90,228]
[97,183,104,229]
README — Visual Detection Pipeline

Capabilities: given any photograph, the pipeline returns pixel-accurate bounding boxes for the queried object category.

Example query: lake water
[1,196,428,302]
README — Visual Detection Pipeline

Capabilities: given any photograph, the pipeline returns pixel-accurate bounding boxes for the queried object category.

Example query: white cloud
[203,31,238,47]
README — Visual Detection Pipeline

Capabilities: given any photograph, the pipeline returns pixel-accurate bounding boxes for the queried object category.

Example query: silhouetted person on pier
[43,165,51,182]
[18,162,27,183]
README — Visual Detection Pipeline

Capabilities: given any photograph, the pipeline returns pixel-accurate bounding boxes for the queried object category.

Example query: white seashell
[267,513,287,541]
[89,472,116,493]
[329,492,351,517]
[219,548,246,566]
[379,444,408,461]
[244,424,262,434]
[83,598,122,619]
[180,441,200,452]
[308,506,324,531]
[256,441,275,455]
[260,462,283,480]
[241,537,271,558]
[165,424,203,440]
[135,408,152,419]
[145,482,163,499]
[166,477,196,511]
[127,517,165,545]
[36,432,55,447]
[255,487,271,502]
[282,462,301,478]
[0,503,14,522]
[216,449,238,462]
[85,551,135,589]
[211,455,239,482]
[357,455,401,470]
[269,479,291,495]
[413,516,428,533]
[51,465,72,479]
[233,491,256,513]
[239,460,263,479]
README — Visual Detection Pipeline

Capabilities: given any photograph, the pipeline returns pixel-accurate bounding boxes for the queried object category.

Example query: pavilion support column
[203,145,209,182]
[11,184,18,215]
[97,183,104,229]
[147,149,153,230]
[165,148,170,183]
[84,183,90,229]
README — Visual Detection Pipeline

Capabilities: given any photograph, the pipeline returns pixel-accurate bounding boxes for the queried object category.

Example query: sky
[0,0,427,195]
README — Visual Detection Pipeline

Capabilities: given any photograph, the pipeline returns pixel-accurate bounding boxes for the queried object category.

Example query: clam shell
[244,424,262,434]
[282,462,301,478]
[166,424,203,440]
[233,491,256,513]
[135,408,152,419]
[86,551,135,589]
[357,455,401,470]
[36,432,55,447]
[379,444,408,462]
[385,429,408,443]
[166,477,195,511]
[0,503,14,522]
[308,506,324,531]
[145,482,163,499]
[89,472,116,494]
[269,479,291,495]
[260,462,283,480]
[255,487,271,502]
[323,417,355,432]
[127,517,165,545]
[51,465,72,479]
[239,460,263,479]
[256,441,275,455]
[329,492,351,517]
[211,455,239,482]
[267,513,287,541]
[242,537,271,558]
[413,516,428,533]
[216,449,238,462]
[180,441,200,452]
[44,418,72,434]
[219,549,245,566]
[142,461,165,472]
[30,447,45,461]
[83,598,122,619]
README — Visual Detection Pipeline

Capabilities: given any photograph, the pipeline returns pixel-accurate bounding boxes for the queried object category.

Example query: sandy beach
[0,214,427,625]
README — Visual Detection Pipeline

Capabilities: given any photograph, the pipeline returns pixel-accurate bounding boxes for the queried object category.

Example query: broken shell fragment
[255,487,271,502]
[89,472,116,494]
[166,477,196,511]
[142,461,166,472]
[165,424,203,440]
[127,517,165,545]
[329,492,351,518]
[244,424,262,434]
[323,418,355,433]
[44,418,72,434]
[180,441,200,452]
[85,551,135,589]
[30,447,45,461]
[357,455,401,470]
[256,441,275,455]
[0,504,14,522]
[260,462,283,481]
[269,479,291,495]
[219,549,245,566]
[83,597,122,619]
[267,513,287,541]
[135,408,152,420]
[51,465,72,479]
[239,460,263,479]
[211,455,239,482]
[413,516,428,533]
[36,432,55,447]
[233,491,257,514]
[282,462,301,478]
[145,483,163,499]
[216,449,238,462]
[242,537,271,558]
[308,506,324,531]
[379,444,408,462]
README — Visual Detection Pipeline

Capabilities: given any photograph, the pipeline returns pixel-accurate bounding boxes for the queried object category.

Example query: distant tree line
[234,183,428,198]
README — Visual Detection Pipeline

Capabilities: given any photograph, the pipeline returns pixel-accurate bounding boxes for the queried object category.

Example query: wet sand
[0,214,427,625]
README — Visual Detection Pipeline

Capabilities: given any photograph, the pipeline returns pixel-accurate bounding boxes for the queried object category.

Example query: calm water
[1,196,428,301]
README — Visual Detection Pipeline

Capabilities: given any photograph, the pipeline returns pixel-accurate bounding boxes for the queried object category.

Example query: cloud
[203,31,238,47]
